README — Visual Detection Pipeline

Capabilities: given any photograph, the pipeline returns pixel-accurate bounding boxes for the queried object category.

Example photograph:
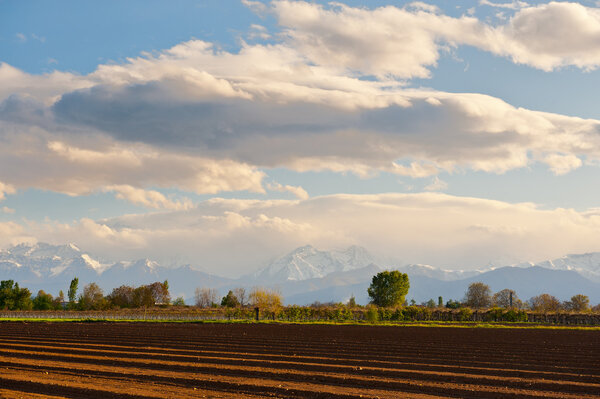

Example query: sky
[1,0,600,276]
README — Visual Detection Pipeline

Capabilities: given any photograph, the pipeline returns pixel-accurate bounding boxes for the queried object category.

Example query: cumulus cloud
[104,185,194,211]
[9,193,600,276]
[479,2,600,71]
[47,77,600,177]
[0,110,266,196]
[0,63,93,105]
[1,0,600,201]
[271,1,600,74]
[0,221,31,249]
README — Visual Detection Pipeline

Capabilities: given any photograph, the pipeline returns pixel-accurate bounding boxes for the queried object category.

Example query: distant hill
[1,242,599,306]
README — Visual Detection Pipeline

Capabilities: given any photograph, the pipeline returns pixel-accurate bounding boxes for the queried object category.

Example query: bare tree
[79,282,106,310]
[464,282,492,308]
[563,294,590,312]
[492,289,522,309]
[194,287,218,308]
[528,294,561,312]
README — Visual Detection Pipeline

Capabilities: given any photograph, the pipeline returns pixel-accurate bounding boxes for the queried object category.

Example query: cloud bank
[5,193,600,275]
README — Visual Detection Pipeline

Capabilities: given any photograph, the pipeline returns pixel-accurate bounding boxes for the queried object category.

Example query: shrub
[445,299,461,309]
[365,306,379,322]
[485,307,504,322]
[457,307,473,321]
[402,306,420,321]
[503,308,527,322]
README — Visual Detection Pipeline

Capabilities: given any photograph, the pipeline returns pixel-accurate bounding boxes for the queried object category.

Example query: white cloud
[2,207,15,214]
[248,24,271,40]
[479,0,529,10]
[267,182,309,200]
[0,62,94,105]
[489,2,600,71]
[1,1,600,201]
[424,176,448,191]
[15,33,27,42]
[543,153,583,175]
[272,1,600,75]
[0,126,266,196]
[12,193,600,276]
[104,185,194,211]
[0,221,31,249]
[0,182,16,201]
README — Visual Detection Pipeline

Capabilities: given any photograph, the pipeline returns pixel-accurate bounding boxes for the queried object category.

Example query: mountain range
[1,242,599,305]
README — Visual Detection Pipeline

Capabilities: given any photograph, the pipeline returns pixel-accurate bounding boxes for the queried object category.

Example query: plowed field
[0,322,598,398]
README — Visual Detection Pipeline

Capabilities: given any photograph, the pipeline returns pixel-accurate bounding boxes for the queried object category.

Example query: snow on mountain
[0,242,232,300]
[394,264,483,281]
[251,245,377,282]
[529,252,600,283]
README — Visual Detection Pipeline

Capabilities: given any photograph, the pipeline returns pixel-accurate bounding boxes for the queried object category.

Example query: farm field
[0,322,598,398]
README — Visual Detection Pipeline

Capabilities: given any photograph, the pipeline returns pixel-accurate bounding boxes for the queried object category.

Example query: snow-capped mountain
[3,242,600,305]
[522,252,600,283]
[394,264,482,281]
[250,245,377,282]
[0,242,231,299]
[0,242,107,281]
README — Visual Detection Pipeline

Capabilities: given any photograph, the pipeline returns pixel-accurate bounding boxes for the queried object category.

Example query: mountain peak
[251,245,376,283]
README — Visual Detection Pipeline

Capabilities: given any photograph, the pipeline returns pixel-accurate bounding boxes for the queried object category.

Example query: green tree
[445,299,461,309]
[172,297,185,306]
[425,299,436,308]
[367,271,410,307]
[32,290,55,310]
[53,290,65,309]
[0,280,32,310]
[464,282,492,308]
[221,290,240,307]
[67,277,79,309]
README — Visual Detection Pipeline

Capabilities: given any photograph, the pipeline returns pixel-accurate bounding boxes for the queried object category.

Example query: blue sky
[1,0,600,274]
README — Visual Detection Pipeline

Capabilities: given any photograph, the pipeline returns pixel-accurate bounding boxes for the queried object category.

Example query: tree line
[0,278,283,312]
[366,271,599,312]
[1,271,598,314]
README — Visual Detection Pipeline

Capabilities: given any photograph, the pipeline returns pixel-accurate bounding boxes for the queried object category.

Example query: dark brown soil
[0,322,598,398]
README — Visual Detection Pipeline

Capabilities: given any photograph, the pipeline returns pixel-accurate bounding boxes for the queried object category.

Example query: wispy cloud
[15,33,46,43]
[479,0,529,10]
[424,177,448,192]
[268,182,309,200]
[104,185,194,211]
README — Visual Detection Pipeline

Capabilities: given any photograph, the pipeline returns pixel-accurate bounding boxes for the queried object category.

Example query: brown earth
[0,322,598,398]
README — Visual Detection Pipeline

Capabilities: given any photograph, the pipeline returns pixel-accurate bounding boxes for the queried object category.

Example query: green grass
[1,317,599,330]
